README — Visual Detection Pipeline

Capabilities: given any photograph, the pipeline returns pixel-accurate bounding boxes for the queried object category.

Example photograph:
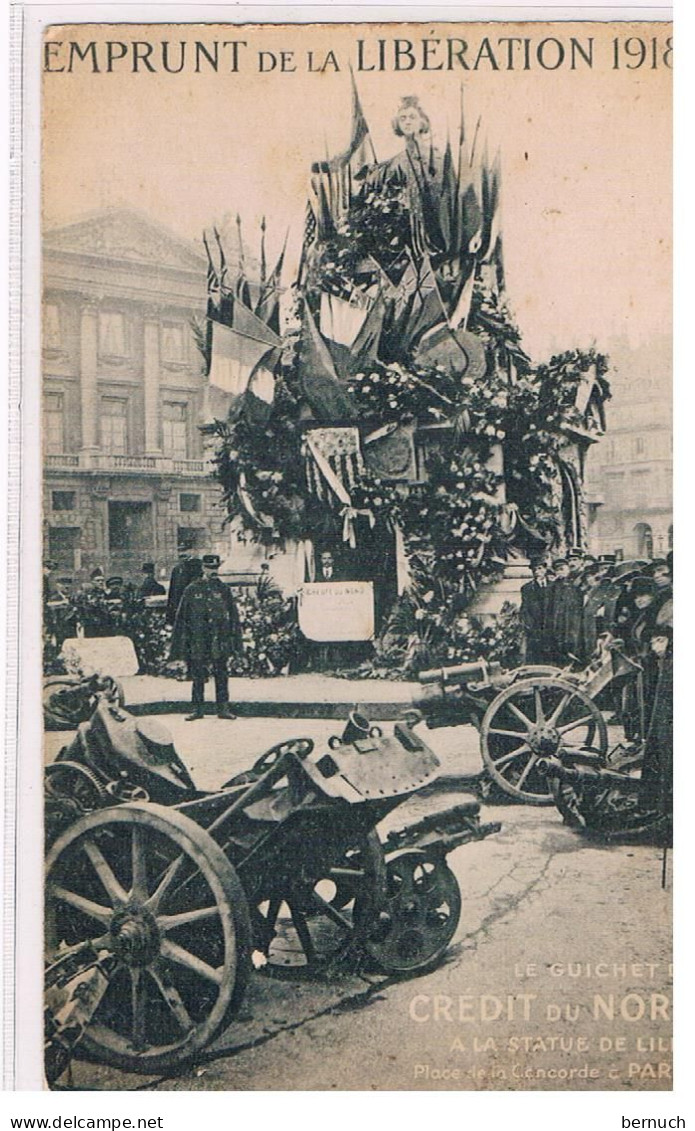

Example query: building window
[163,401,188,459]
[98,311,127,358]
[161,322,186,363]
[100,397,128,454]
[43,303,62,350]
[631,468,650,508]
[177,526,206,552]
[48,527,81,570]
[52,491,76,511]
[44,392,65,454]
[108,502,153,553]
[179,493,201,513]
[634,436,646,457]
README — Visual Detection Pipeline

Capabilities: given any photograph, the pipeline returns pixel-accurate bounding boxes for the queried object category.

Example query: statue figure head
[392,96,431,139]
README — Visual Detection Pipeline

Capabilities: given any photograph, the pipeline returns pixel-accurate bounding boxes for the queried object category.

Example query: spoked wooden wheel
[45,803,251,1073]
[480,678,608,805]
[256,831,385,972]
[356,850,462,975]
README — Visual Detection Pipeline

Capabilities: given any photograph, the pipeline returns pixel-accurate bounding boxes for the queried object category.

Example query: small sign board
[298,582,374,642]
[61,635,140,677]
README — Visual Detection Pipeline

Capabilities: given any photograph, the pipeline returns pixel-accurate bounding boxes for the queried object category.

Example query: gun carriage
[414,640,651,806]
[45,697,500,1081]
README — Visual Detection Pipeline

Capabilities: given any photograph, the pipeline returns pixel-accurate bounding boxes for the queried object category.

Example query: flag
[203,231,220,315]
[479,150,502,265]
[259,216,267,288]
[255,231,287,335]
[310,73,376,231]
[213,227,228,291]
[298,304,357,421]
[400,254,447,351]
[439,140,459,252]
[245,346,281,426]
[448,270,476,331]
[310,176,336,242]
[319,290,372,349]
[297,201,318,289]
[233,213,253,309]
[208,306,282,402]
[350,294,386,372]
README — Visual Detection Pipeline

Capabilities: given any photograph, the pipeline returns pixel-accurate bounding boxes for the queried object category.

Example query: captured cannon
[44,672,125,731]
[45,699,500,1080]
[413,658,609,806]
[534,640,672,843]
[533,749,670,844]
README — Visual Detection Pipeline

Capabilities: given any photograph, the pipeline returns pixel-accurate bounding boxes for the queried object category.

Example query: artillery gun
[413,658,608,805]
[44,698,500,1081]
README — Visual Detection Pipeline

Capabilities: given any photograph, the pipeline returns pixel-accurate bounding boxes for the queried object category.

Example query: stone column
[143,319,161,455]
[79,305,99,454]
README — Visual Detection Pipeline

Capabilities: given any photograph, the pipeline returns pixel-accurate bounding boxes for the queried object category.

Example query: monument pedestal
[467,558,532,622]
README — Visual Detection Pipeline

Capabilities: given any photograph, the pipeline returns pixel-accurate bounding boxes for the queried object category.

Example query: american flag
[304,201,317,249]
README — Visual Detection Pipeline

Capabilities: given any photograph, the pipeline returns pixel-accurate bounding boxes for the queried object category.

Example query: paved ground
[44,712,484,789]
[119,672,420,719]
[47,706,672,1094]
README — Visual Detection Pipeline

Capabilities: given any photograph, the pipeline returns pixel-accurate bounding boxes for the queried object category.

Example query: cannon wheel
[45,802,251,1074]
[480,678,608,806]
[45,762,107,847]
[45,761,105,810]
[355,849,462,975]
[256,830,386,972]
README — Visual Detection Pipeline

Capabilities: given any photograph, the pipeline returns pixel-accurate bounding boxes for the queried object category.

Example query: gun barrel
[536,758,633,786]
[419,659,501,687]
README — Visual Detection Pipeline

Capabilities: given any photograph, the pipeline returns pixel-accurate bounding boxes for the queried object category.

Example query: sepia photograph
[35,16,672,1092]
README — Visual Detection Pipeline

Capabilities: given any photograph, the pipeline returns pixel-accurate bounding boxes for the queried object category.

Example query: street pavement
[47,697,672,1094]
[118,672,420,719]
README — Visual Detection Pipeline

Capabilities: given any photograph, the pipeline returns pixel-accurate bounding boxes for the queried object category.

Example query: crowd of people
[520,549,672,670]
[521,548,673,752]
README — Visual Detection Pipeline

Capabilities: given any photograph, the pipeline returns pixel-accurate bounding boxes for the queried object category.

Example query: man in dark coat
[519,561,550,664]
[170,554,242,720]
[166,541,202,625]
[139,562,166,598]
[545,557,583,667]
[640,624,673,825]
[578,561,605,663]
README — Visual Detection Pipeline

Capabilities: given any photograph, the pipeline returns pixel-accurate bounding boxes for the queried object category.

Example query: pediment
[44,209,206,272]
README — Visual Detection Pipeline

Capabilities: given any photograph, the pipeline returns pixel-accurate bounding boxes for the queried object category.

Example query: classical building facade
[43,209,230,583]
[585,338,672,560]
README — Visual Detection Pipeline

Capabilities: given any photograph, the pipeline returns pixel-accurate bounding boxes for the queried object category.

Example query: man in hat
[139,562,166,598]
[567,548,586,581]
[85,566,108,595]
[170,554,242,720]
[545,557,583,666]
[578,560,605,662]
[519,560,551,664]
[105,576,124,601]
[166,537,202,624]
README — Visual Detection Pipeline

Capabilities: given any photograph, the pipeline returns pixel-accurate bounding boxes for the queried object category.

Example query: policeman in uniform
[166,537,203,625]
[169,554,242,720]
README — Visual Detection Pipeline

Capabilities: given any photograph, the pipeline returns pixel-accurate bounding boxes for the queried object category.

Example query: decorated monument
[200,83,609,669]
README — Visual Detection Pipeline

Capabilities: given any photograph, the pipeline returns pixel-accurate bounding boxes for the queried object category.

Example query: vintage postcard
[32,14,673,1093]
